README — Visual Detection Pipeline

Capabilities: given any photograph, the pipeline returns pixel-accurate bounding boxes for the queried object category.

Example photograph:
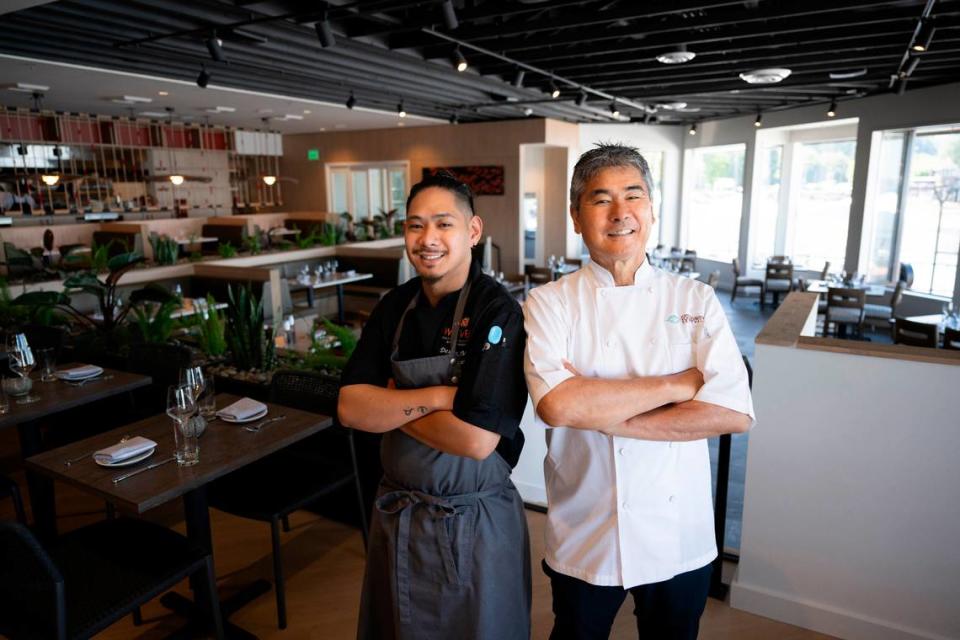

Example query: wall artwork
[422,165,504,195]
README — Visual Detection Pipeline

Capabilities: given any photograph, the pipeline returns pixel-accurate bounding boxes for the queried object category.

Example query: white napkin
[93,436,157,464]
[56,364,104,380]
[217,398,267,421]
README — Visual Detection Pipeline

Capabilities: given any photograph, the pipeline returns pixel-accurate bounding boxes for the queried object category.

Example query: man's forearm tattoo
[403,406,430,417]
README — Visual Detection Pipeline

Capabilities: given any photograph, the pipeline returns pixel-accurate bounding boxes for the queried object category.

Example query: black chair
[0,518,223,640]
[0,474,26,524]
[894,318,939,348]
[208,369,368,630]
[762,262,793,309]
[730,258,763,303]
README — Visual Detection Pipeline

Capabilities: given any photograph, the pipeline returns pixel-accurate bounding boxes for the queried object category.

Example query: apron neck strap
[391,279,473,356]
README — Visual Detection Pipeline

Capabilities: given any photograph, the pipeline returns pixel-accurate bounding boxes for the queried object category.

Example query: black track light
[912,21,935,52]
[827,99,837,117]
[576,91,587,107]
[196,66,210,89]
[689,123,697,136]
[609,102,620,118]
[513,69,525,88]
[316,15,335,48]
[755,113,763,128]
[449,112,459,125]
[397,101,406,118]
[441,0,459,31]
[643,113,653,124]
[205,34,225,62]
[550,81,560,99]
[897,78,908,96]
[345,92,356,109]
[453,47,467,72]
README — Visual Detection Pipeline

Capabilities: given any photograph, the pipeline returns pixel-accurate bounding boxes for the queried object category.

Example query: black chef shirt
[341,259,527,467]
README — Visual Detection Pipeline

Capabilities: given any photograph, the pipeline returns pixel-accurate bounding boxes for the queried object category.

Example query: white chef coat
[523,259,755,588]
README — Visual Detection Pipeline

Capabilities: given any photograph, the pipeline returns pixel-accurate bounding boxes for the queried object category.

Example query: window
[863,126,960,297]
[684,144,745,261]
[749,145,783,268]
[785,140,856,271]
[326,162,408,221]
[640,150,665,250]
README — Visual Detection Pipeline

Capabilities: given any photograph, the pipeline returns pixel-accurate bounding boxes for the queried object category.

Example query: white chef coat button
[622,501,629,510]
[668,495,676,503]
[606,339,614,348]
[618,448,626,456]
[649,337,656,345]
[668,442,673,448]
[647,286,654,293]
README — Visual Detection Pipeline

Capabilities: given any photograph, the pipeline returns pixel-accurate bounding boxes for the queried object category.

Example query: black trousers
[544,560,712,640]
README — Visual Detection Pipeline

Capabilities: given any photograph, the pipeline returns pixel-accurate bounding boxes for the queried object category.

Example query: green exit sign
[307,149,320,161]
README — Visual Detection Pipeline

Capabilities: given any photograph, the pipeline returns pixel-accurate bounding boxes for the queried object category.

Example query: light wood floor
[0,468,835,640]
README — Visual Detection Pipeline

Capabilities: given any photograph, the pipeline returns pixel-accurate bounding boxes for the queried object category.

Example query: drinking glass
[198,374,216,420]
[179,366,205,408]
[7,333,39,404]
[37,347,57,382]
[167,384,199,466]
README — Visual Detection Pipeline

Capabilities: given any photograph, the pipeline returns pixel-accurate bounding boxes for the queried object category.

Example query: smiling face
[404,186,482,295]
[572,165,654,271]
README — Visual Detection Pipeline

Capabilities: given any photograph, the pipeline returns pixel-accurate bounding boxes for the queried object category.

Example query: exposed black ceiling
[2,0,959,124]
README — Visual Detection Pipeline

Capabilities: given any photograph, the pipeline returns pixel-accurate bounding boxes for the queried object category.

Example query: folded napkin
[93,436,157,464]
[217,397,267,421]
[56,364,104,380]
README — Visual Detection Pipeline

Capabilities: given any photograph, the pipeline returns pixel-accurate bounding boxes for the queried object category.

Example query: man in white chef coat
[524,143,755,640]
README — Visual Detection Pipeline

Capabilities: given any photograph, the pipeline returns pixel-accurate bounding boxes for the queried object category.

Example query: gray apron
[357,280,531,640]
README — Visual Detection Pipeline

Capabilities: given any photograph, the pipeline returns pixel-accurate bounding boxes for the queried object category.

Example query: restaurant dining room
[0,1,958,639]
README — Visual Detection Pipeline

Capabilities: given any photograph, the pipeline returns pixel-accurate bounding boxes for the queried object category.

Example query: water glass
[37,348,56,382]
[7,333,38,404]
[198,375,216,420]
[167,384,199,466]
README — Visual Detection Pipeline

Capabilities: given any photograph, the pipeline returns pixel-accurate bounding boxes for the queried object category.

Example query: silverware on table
[63,374,114,388]
[64,434,130,467]
[243,415,287,433]
[112,456,175,484]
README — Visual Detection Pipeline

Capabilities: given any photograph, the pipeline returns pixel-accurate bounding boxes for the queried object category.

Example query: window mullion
[889,130,914,283]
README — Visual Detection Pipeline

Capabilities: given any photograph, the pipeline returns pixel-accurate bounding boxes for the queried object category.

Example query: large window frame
[681,143,746,262]
[325,161,409,221]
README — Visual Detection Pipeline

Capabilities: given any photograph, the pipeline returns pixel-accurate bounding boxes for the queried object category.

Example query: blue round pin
[487,325,503,345]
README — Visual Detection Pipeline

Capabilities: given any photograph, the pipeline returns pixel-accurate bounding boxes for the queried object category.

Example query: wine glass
[7,333,39,404]
[167,384,199,466]
[179,366,205,409]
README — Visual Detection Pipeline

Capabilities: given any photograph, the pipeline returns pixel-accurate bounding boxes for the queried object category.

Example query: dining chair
[0,518,223,640]
[707,270,720,289]
[894,318,939,348]
[208,369,368,630]
[762,262,794,309]
[524,264,551,288]
[825,287,866,338]
[944,326,960,350]
[681,250,697,273]
[730,258,763,303]
[769,255,789,264]
[863,281,904,334]
[0,474,26,525]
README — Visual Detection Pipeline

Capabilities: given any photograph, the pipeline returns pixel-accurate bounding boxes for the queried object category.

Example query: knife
[112,456,176,484]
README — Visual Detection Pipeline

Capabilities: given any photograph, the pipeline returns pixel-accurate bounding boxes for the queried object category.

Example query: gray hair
[570,143,653,212]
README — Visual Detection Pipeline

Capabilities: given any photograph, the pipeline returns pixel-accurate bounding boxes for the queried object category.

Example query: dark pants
[544,560,712,640]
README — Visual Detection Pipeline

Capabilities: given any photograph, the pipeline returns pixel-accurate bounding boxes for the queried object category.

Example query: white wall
[732,342,960,639]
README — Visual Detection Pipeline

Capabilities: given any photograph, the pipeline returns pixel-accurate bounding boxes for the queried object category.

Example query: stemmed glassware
[7,333,39,404]
[179,366,205,411]
[167,383,199,466]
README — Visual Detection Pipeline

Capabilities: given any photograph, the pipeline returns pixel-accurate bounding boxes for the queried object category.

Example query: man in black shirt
[339,174,530,640]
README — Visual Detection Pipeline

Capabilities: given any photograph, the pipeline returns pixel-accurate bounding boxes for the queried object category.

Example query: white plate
[219,407,269,424]
[94,447,156,468]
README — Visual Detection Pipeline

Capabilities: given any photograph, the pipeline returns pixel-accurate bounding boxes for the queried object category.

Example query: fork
[64,434,130,466]
[64,374,114,388]
[243,415,286,433]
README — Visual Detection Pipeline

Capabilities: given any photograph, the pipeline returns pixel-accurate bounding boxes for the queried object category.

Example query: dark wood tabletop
[25,393,333,514]
[0,364,152,430]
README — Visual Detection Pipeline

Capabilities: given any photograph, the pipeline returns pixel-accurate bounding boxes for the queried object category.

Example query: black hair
[406,171,475,217]
[571,143,653,212]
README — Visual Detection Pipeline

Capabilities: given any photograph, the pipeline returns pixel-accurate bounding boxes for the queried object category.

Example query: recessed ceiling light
[739,68,792,84]
[658,102,688,110]
[656,44,696,65]
[6,82,50,93]
[158,90,169,96]
[303,109,311,114]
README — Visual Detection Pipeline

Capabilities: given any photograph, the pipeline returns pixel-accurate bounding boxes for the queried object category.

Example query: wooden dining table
[0,364,152,538]
[26,393,334,639]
